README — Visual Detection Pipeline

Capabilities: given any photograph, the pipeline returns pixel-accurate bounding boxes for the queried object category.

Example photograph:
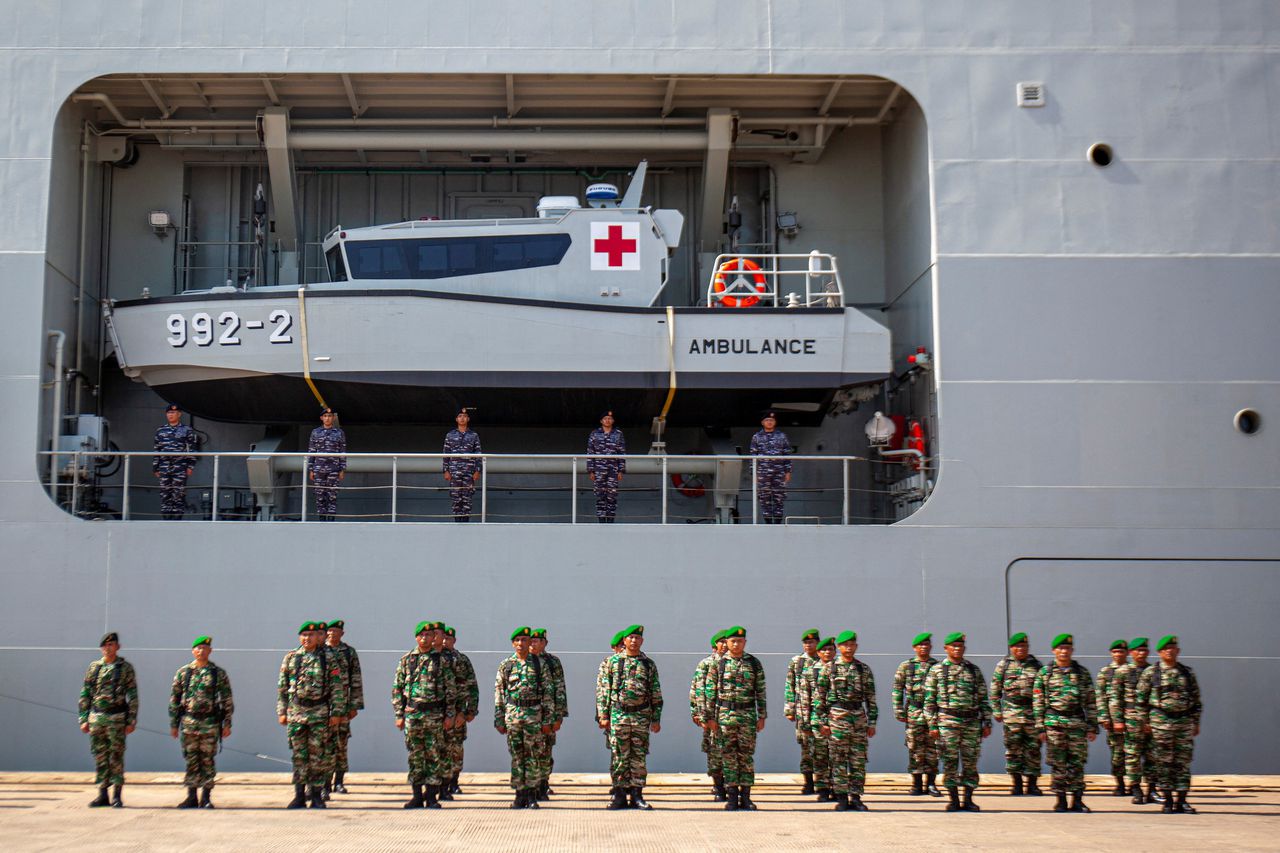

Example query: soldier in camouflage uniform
[597,625,663,809]
[78,632,138,808]
[800,636,837,801]
[152,404,197,520]
[441,626,479,796]
[784,628,821,794]
[892,631,941,796]
[1095,639,1129,796]
[990,632,1044,795]
[690,629,730,800]
[276,621,346,809]
[442,407,482,521]
[705,626,767,811]
[1033,634,1098,812]
[495,626,555,808]
[530,628,567,800]
[601,629,628,800]
[1137,635,1202,814]
[169,636,233,809]
[324,619,363,798]
[1110,637,1160,804]
[306,408,347,521]
[923,632,992,812]
[748,411,792,524]
[587,410,627,522]
[812,630,878,811]
[392,621,460,809]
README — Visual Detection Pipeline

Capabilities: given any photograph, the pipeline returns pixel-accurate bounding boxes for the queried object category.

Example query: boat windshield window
[343,234,571,280]
[325,247,348,282]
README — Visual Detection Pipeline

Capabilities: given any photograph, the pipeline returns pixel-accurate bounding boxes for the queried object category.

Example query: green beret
[1052,633,1074,648]
[1156,635,1178,652]
[724,626,746,639]
[1130,637,1149,649]
[1008,632,1028,646]
[836,630,858,645]
[192,635,212,648]
[443,625,456,637]
[314,621,328,631]
[801,628,821,642]
[510,626,532,642]
[710,629,726,648]
[944,632,965,645]
[298,621,319,634]
[1109,639,1128,651]
[530,628,547,639]
[328,620,344,630]
[816,636,836,651]
[624,624,644,638]
[611,629,627,648]
[414,620,431,635]
[912,632,932,646]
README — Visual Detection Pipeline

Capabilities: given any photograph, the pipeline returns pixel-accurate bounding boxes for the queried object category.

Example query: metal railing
[40,450,931,525]
[705,252,844,308]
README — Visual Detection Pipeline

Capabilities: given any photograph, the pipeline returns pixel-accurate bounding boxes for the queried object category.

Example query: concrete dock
[1,773,1276,851]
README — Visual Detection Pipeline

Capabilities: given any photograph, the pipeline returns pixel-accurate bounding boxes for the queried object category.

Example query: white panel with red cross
[589,221,641,271]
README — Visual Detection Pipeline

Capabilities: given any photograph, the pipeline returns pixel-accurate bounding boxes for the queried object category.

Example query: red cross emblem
[590,222,640,271]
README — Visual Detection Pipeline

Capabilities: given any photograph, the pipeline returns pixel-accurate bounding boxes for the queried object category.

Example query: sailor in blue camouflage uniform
[306,407,347,521]
[442,407,482,522]
[586,410,627,523]
[153,404,197,520]
[748,411,793,524]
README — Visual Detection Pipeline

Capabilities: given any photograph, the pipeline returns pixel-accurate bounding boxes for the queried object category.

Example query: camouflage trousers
[811,731,832,789]
[180,730,219,788]
[1001,720,1042,775]
[403,718,445,786]
[701,724,724,775]
[332,720,352,775]
[89,722,127,786]
[828,715,869,796]
[1123,724,1154,786]
[157,469,189,516]
[1044,726,1088,794]
[716,723,758,786]
[1149,722,1195,792]
[756,467,787,520]
[505,720,546,790]
[544,728,557,781]
[449,481,476,519]
[312,470,341,516]
[593,472,620,519]
[442,722,467,778]
[937,721,983,790]
[608,720,652,787]
[1103,726,1125,775]
[795,726,816,772]
[904,716,939,773]
[287,721,332,786]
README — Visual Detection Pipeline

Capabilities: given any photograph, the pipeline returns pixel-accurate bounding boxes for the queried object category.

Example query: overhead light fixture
[148,210,174,238]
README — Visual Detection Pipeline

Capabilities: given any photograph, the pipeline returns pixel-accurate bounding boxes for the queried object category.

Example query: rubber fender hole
[1234,409,1261,435]
[1088,143,1113,167]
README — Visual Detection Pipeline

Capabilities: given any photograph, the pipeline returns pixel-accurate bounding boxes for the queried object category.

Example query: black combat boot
[631,787,652,810]
[725,786,740,811]
[1131,783,1145,804]
[926,773,943,796]
[1174,791,1195,814]
[946,786,961,811]
[1025,775,1043,796]
[1162,790,1175,813]
[739,786,757,811]
[200,786,214,809]
[1112,774,1126,796]
[177,787,199,808]
[850,794,869,811]
[1010,772,1024,795]
[1054,792,1069,812]
[322,780,331,801]
[287,783,307,809]
[438,781,454,802]
[524,787,540,809]
[423,784,442,809]
[333,772,348,794]
[110,784,124,808]
[834,792,851,811]
[89,786,110,807]
[962,787,980,812]
[403,783,424,809]
[536,781,550,802]
[816,787,832,802]
[309,785,326,809]
[711,774,727,802]
[510,789,526,809]
[1147,784,1164,804]
[1070,791,1089,812]
[451,774,463,795]
[910,773,924,796]
[607,787,628,810]
[801,771,815,795]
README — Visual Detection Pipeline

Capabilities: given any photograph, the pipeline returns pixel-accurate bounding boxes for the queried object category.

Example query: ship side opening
[39,73,937,525]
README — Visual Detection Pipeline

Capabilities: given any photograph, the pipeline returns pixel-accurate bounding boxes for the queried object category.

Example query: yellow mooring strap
[657,305,677,423]
[297,287,329,410]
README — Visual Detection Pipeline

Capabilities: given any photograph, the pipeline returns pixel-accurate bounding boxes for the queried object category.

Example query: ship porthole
[1234,409,1262,435]
[1088,143,1113,167]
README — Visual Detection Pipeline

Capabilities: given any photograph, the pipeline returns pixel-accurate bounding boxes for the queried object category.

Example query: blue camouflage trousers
[157,468,189,516]
[756,463,787,520]
[312,471,341,516]
[450,481,476,519]
[593,471,620,519]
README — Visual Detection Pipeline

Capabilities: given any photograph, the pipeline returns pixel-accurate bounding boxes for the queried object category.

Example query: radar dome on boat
[537,195,581,219]
[586,183,620,208]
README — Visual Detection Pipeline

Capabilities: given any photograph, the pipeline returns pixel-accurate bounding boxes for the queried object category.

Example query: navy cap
[319,407,335,415]
[164,404,180,412]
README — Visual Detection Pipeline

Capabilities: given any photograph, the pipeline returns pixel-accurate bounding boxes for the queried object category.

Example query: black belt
[510,699,544,709]
[718,700,759,712]
[412,700,445,713]
[1004,696,1033,705]
[617,701,653,712]
[940,708,980,720]
[830,702,866,713]
[100,703,129,714]
[293,697,329,708]
[1155,708,1193,720]
[184,710,222,721]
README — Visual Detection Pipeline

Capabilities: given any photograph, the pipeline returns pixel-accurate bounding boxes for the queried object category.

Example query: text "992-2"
[166,310,293,347]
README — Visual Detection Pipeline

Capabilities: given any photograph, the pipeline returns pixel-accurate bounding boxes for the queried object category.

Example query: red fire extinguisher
[906,420,926,470]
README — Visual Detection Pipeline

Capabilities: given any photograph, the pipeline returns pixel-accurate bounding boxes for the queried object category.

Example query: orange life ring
[712,258,767,308]
[670,472,706,499]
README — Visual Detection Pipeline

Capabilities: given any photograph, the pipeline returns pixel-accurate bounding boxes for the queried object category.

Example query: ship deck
[2,773,1275,851]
